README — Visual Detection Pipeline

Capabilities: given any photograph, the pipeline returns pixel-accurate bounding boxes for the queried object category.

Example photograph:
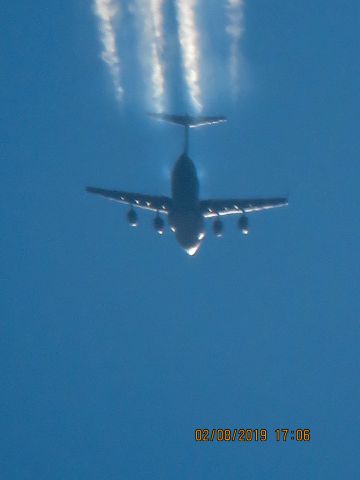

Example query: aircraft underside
[86,114,288,255]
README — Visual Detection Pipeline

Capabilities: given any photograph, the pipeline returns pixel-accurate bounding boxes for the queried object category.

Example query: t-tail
[149,112,226,154]
[149,112,227,128]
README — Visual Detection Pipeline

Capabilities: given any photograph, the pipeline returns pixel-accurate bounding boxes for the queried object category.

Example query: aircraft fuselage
[168,153,205,255]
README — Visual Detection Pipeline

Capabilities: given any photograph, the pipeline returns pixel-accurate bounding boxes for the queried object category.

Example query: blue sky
[1,0,359,478]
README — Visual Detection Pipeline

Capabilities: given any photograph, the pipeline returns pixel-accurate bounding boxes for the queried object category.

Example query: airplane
[86,113,288,256]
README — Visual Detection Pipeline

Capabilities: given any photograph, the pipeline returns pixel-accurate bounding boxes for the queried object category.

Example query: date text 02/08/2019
[194,429,311,442]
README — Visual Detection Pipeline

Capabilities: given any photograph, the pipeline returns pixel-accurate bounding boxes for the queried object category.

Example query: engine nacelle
[238,215,249,235]
[153,215,165,235]
[127,208,138,227]
[213,218,223,237]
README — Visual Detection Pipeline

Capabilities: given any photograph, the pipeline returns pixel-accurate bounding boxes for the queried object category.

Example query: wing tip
[85,186,97,194]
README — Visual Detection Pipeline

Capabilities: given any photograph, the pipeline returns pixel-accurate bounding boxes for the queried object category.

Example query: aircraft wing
[86,186,172,213]
[200,197,288,218]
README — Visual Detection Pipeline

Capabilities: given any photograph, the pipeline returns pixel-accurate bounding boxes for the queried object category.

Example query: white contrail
[148,0,167,112]
[175,0,202,112]
[93,0,124,102]
[226,0,245,96]
[135,0,166,112]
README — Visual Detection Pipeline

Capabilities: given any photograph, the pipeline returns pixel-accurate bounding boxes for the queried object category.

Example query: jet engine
[238,215,249,235]
[153,215,165,235]
[213,218,223,237]
[127,208,138,227]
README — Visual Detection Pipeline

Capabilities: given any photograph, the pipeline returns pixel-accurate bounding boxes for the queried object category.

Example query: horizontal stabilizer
[149,113,227,128]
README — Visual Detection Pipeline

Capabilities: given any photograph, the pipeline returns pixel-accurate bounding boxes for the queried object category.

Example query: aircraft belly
[169,205,204,247]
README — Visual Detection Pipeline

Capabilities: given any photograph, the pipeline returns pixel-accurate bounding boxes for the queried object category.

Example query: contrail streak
[226,0,245,96]
[149,0,166,111]
[93,0,124,102]
[175,0,202,112]
[135,0,166,112]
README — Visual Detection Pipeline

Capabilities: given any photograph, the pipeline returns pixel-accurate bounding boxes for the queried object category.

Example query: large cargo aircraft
[86,114,288,256]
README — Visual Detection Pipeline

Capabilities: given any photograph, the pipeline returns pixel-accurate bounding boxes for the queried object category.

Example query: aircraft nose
[185,243,201,256]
